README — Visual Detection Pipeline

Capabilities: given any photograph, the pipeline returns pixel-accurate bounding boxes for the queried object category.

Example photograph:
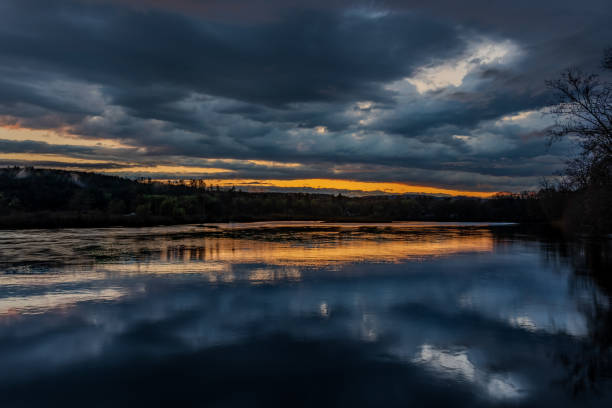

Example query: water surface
[1,222,611,407]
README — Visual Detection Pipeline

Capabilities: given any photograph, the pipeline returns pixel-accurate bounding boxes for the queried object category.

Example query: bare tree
[546,53,612,189]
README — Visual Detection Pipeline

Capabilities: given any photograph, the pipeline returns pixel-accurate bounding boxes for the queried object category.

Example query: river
[0,222,610,407]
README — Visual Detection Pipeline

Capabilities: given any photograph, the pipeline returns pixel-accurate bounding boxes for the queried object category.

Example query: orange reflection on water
[0,271,108,287]
[0,225,495,317]
[0,288,124,316]
[156,231,494,267]
[151,231,493,269]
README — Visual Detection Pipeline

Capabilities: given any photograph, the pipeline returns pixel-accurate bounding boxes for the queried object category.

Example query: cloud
[0,0,610,192]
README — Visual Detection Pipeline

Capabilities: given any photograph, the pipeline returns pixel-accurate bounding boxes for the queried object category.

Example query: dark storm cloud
[0,0,463,107]
[0,140,94,155]
[0,0,610,191]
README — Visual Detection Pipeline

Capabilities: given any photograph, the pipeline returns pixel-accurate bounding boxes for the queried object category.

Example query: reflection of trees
[559,239,612,395]
[493,227,612,394]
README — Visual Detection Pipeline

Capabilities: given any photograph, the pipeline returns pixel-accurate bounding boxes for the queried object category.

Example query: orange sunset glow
[198,178,498,197]
[0,147,500,196]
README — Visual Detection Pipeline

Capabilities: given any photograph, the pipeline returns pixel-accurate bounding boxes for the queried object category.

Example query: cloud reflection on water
[0,223,610,407]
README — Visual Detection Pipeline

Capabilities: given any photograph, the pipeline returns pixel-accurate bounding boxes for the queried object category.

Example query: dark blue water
[0,222,610,407]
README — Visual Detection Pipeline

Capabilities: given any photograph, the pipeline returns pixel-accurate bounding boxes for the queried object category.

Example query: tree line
[1,167,551,229]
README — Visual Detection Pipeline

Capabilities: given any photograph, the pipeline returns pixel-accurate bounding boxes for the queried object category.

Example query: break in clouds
[0,0,611,192]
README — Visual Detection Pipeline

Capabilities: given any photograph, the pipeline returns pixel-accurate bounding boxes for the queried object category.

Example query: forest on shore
[0,166,607,234]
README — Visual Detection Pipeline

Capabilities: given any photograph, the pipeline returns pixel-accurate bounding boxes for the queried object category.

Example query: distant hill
[0,166,549,229]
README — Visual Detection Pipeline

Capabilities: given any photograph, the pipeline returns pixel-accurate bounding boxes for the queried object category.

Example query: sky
[1,0,611,196]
